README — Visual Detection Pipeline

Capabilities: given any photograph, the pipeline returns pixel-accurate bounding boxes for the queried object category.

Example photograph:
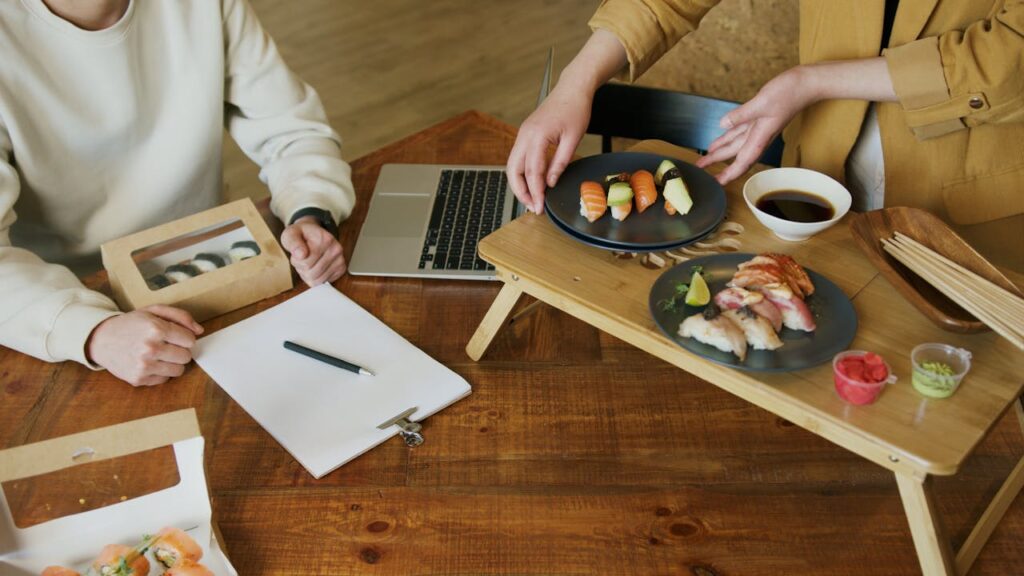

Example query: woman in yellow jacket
[507,1,1023,270]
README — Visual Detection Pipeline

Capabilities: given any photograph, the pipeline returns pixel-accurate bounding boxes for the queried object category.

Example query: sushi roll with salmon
[41,567,80,576]
[152,526,204,569]
[579,181,607,223]
[165,564,215,576]
[607,181,634,221]
[629,170,657,213]
[92,544,149,576]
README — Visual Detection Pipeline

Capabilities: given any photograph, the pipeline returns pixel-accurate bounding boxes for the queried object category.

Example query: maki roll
[190,253,226,273]
[228,240,261,263]
[165,564,215,576]
[164,264,200,284]
[41,568,80,576]
[92,544,149,576]
[147,273,172,290]
[152,526,203,569]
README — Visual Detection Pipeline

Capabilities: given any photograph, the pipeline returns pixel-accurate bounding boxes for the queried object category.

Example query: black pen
[283,341,375,377]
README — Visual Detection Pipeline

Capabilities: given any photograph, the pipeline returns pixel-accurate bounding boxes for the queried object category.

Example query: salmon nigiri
[41,567,80,576]
[579,180,607,223]
[152,526,203,568]
[166,564,215,576]
[93,544,149,576]
[629,170,657,213]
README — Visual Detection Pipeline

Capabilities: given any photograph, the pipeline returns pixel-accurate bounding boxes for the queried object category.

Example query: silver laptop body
[349,164,520,280]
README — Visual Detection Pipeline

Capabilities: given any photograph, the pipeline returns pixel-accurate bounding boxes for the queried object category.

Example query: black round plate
[547,205,710,253]
[544,152,726,250]
[649,254,858,372]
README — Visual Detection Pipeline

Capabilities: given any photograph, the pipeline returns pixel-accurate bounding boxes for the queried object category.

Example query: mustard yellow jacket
[591,0,1024,270]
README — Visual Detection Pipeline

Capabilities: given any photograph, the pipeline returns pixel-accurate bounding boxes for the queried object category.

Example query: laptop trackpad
[363,195,432,238]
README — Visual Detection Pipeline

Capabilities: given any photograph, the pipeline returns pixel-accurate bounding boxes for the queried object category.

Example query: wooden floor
[224,0,601,203]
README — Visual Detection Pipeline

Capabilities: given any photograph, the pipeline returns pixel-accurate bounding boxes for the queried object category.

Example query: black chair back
[586,83,784,167]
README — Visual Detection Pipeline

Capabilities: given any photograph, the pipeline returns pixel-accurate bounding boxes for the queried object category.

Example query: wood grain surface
[1,112,1022,575]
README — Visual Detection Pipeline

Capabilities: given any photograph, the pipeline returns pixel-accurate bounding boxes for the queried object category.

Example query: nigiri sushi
[722,308,784,351]
[714,287,783,332]
[764,252,814,296]
[630,170,657,213]
[679,305,748,361]
[165,564,215,576]
[760,284,817,332]
[41,567,80,576]
[729,262,802,297]
[92,544,149,576]
[738,254,813,297]
[152,526,203,569]
[607,181,633,221]
[579,181,607,223]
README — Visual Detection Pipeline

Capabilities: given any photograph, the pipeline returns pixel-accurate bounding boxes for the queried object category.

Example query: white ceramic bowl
[743,168,851,242]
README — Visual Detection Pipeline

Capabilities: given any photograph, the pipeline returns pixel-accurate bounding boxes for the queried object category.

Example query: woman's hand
[506,88,593,214]
[281,217,347,286]
[87,305,203,387]
[696,66,819,184]
[697,58,896,185]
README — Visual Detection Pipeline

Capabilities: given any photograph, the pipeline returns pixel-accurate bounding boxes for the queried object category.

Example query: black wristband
[289,207,339,237]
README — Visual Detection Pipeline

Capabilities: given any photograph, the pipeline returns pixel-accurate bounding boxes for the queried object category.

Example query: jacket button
[969,97,984,109]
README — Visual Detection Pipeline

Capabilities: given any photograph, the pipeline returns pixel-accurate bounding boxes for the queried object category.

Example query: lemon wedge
[685,270,710,306]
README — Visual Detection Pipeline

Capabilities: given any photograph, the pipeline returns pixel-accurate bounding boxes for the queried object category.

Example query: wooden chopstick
[893,232,1024,315]
[882,238,1024,350]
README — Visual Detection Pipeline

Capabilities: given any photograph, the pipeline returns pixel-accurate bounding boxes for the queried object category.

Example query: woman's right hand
[86,304,204,387]
[506,87,593,214]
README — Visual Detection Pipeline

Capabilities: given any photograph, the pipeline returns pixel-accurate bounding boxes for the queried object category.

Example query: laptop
[349,48,553,281]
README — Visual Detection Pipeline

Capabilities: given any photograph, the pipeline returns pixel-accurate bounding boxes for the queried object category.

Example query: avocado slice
[607,182,634,207]
[654,159,678,186]
[663,177,693,214]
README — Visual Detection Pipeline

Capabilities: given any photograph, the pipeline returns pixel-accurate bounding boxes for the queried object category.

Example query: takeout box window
[0,409,237,576]
[2,445,181,529]
[102,198,293,322]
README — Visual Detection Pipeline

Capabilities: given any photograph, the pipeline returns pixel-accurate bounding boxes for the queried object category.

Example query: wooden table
[2,112,1022,576]
[469,139,1024,576]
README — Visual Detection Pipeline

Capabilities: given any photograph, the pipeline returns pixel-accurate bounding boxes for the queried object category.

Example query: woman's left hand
[696,66,819,185]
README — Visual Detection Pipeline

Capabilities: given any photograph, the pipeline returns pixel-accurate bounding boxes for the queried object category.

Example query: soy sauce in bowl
[755,190,835,223]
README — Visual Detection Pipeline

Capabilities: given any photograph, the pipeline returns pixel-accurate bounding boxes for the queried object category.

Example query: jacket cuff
[48,302,121,369]
[271,188,350,232]
[589,0,665,82]
[885,37,968,139]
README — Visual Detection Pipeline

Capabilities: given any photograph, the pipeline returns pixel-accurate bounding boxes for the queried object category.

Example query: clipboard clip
[377,407,424,447]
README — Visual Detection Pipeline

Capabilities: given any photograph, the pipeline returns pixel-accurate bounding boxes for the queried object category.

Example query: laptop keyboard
[419,169,507,271]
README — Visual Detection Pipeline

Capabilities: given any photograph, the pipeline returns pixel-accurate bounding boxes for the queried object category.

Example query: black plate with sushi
[545,152,726,251]
[649,253,857,372]
[546,203,713,253]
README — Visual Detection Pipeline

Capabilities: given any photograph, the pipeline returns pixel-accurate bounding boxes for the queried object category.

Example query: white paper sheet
[193,284,471,478]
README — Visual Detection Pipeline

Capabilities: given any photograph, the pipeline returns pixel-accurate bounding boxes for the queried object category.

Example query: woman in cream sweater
[0,0,355,385]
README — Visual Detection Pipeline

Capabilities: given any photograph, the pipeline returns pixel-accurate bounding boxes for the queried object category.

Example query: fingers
[152,341,192,365]
[720,97,761,130]
[716,125,775,185]
[144,305,202,335]
[152,317,199,350]
[149,360,187,379]
[280,224,308,260]
[524,141,549,214]
[298,240,343,286]
[506,144,533,214]
[699,128,750,168]
[546,130,580,188]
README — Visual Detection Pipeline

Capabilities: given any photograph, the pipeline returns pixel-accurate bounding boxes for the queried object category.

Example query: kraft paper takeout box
[101,198,293,322]
[0,409,237,576]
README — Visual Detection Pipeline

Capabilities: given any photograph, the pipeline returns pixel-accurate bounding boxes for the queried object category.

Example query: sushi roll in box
[101,198,292,322]
[0,409,237,575]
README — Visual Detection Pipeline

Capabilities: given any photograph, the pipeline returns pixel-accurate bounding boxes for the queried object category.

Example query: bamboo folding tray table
[467,141,1024,576]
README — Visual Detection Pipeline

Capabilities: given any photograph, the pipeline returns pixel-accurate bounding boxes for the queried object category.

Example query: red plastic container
[832,351,897,405]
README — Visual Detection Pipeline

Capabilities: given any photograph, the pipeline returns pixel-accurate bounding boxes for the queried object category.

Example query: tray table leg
[954,395,1024,574]
[895,472,957,576]
[466,281,523,361]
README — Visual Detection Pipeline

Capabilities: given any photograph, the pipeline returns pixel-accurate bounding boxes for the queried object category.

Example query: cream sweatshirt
[0,0,355,367]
